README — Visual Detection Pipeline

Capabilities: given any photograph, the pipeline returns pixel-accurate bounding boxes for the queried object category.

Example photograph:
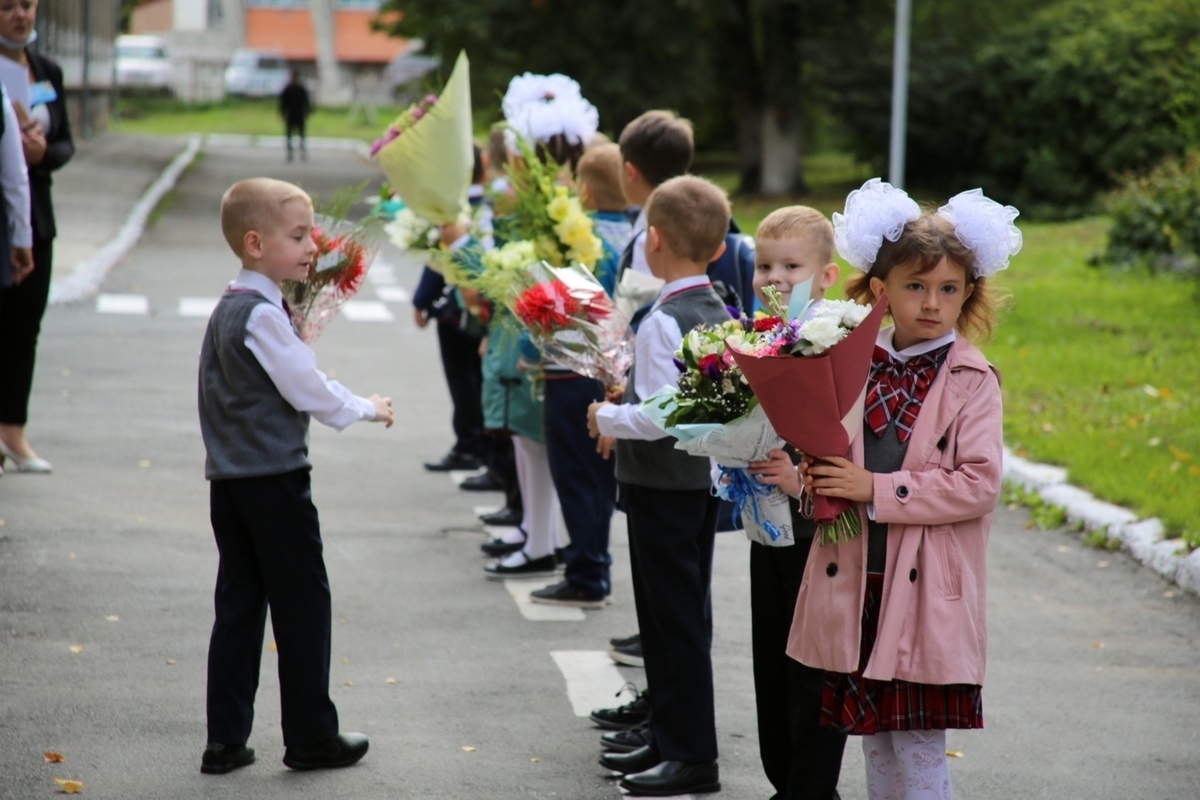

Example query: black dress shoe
[620,759,720,796]
[599,744,660,775]
[282,732,369,771]
[424,451,482,471]
[481,535,526,557]
[479,507,522,526]
[459,471,504,491]
[200,743,255,775]
[600,723,651,753]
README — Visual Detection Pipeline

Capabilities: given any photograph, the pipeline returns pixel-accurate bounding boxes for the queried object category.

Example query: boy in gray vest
[197,178,393,775]
[586,176,733,796]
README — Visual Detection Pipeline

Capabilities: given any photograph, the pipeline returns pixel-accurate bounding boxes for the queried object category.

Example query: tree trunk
[759,106,806,196]
[735,96,762,196]
[310,0,345,105]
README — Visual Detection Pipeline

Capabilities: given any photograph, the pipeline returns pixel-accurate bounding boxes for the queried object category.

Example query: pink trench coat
[786,338,1003,687]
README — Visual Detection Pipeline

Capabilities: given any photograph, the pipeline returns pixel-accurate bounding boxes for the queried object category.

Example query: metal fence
[34,0,122,138]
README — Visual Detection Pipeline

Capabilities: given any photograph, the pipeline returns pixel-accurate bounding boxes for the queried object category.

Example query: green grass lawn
[112,98,1200,542]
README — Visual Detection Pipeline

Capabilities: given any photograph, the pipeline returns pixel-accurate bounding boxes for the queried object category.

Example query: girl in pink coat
[761,179,1021,800]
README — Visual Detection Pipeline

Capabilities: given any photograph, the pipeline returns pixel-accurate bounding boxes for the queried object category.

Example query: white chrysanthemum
[833,178,920,271]
[796,315,843,355]
[937,189,1022,277]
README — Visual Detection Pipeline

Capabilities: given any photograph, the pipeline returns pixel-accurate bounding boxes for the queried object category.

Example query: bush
[1104,151,1200,275]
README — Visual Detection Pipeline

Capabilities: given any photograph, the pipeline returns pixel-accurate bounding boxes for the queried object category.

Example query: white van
[116,34,173,94]
[223,50,290,99]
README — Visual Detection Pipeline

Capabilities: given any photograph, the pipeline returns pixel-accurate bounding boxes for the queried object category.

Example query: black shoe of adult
[479,507,522,526]
[590,687,649,730]
[599,744,661,775]
[200,743,255,775]
[282,732,369,771]
[460,471,504,491]
[424,451,482,472]
[619,760,720,796]
[600,723,652,753]
[480,535,526,558]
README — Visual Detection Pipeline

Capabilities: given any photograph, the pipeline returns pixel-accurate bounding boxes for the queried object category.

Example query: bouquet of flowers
[496,132,603,271]
[642,306,798,546]
[509,261,633,391]
[281,184,383,343]
[373,51,474,224]
[384,205,439,254]
[730,296,890,544]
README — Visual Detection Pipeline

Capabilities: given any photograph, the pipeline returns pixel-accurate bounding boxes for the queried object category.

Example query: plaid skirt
[821,573,983,735]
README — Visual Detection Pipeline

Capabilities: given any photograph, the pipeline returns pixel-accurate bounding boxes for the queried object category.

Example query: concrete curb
[1003,448,1200,593]
[48,135,204,306]
[202,133,373,162]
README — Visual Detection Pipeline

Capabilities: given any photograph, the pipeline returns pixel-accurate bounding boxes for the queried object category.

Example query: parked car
[116,34,173,94]
[223,50,290,99]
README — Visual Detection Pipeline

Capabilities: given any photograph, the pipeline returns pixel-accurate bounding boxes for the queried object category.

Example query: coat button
[909,568,918,582]
[826,563,838,577]
[896,485,909,499]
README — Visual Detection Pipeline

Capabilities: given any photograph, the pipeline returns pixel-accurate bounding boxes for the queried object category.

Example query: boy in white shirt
[197,178,392,775]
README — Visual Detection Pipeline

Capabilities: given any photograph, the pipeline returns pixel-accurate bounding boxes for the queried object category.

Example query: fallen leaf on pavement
[43,752,65,762]
[385,678,396,684]
[166,659,176,666]
[104,616,119,622]
[267,641,277,652]
[1092,641,1105,649]
[1097,561,1109,569]
[68,645,83,654]
[1056,546,1070,553]
[945,750,964,758]
[138,460,151,469]
[54,778,83,793]
[343,680,353,686]
[461,746,476,752]
[530,757,541,763]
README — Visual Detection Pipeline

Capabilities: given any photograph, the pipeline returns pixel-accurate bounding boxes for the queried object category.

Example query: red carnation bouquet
[283,211,382,343]
[509,261,633,392]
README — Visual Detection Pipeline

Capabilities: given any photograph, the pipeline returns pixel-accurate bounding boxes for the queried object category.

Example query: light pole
[888,0,911,189]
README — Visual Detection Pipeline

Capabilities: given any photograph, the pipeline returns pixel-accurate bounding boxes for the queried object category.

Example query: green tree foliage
[979,0,1200,215]
[373,0,720,140]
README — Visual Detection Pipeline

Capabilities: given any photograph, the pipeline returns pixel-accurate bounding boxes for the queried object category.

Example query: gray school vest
[198,290,310,480]
[615,284,731,490]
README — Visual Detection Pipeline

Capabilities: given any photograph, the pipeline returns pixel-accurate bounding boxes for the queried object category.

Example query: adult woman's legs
[0,238,53,462]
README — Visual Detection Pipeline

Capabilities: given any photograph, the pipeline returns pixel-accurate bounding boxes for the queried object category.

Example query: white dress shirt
[596,275,714,441]
[627,207,650,275]
[232,269,376,431]
[0,93,31,249]
[875,325,957,361]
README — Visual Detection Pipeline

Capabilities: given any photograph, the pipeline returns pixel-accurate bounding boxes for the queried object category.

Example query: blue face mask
[0,29,36,50]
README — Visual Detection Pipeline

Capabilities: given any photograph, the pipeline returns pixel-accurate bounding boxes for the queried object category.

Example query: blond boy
[198,178,391,775]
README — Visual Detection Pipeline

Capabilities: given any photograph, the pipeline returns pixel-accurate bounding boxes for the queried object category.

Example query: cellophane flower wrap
[282,207,383,344]
[373,51,473,224]
[641,305,800,546]
[730,296,890,545]
[509,261,633,392]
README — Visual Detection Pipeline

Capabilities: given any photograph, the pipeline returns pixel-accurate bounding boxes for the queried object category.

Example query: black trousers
[0,237,52,425]
[435,319,485,458]
[544,375,615,597]
[207,470,339,748]
[627,484,719,762]
[750,540,847,800]
[285,117,306,155]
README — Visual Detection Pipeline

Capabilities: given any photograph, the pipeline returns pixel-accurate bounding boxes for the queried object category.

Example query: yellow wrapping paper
[375,51,473,224]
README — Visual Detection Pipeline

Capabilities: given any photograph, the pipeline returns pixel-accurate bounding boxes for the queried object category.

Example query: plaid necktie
[864,344,950,443]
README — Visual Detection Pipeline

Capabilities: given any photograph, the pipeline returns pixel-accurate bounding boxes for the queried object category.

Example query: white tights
[863,730,952,800]
[506,435,561,561]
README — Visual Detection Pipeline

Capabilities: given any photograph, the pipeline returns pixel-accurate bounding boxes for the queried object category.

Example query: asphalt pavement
[0,135,1198,799]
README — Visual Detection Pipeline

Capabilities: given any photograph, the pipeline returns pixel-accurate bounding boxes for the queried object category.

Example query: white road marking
[367,264,398,286]
[550,650,629,716]
[375,285,411,303]
[505,582,585,621]
[178,297,219,318]
[340,300,394,322]
[96,293,149,315]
